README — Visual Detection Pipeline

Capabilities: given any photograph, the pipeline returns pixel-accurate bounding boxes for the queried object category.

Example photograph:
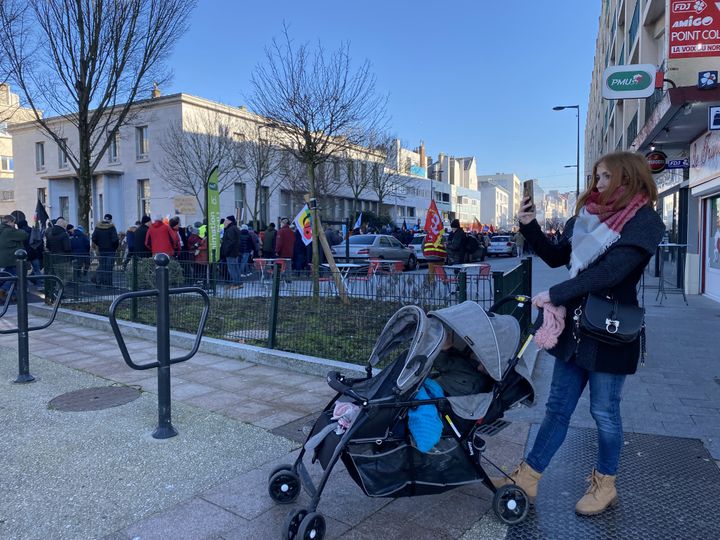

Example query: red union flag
[423,200,447,259]
[669,0,720,58]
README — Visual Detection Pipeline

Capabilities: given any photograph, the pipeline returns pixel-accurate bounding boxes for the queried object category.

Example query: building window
[137,179,150,219]
[59,196,69,220]
[135,126,148,160]
[58,138,69,169]
[707,196,720,271]
[108,131,119,163]
[234,182,246,219]
[37,187,47,205]
[35,142,45,171]
[0,190,14,201]
[0,122,7,134]
[0,155,12,171]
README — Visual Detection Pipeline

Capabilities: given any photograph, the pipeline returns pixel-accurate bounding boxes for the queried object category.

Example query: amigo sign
[602,64,657,99]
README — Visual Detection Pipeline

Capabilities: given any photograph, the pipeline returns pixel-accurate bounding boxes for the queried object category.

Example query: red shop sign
[646,151,668,174]
[669,0,720,59]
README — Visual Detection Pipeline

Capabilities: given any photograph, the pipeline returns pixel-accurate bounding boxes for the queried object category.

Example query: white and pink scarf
[569,189,648,278]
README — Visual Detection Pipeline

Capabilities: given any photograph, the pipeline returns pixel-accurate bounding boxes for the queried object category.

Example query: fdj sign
[602,64,657,99]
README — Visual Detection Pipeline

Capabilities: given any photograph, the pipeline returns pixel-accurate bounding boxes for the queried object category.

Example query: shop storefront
[690,130,720,303]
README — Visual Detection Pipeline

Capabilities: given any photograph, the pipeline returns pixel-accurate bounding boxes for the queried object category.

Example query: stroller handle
[488,294,531,313]
[326,371,368,405]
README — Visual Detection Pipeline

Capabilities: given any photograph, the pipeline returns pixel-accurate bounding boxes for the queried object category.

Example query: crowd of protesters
[0,209,540,299]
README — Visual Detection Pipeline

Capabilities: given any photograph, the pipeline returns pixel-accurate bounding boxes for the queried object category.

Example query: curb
[29,304,369,378]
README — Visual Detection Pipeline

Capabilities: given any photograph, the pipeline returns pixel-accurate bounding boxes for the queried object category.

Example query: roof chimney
[151,82,161,99]
[419,141,426,168]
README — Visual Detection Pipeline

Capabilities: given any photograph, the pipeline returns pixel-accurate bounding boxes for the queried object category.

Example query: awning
[632,86,720,153]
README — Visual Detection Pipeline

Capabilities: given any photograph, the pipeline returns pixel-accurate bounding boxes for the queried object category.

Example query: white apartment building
[427,155,483,228]
[9,92,483,235]
[477,180,510,230]
[477,173,522,219]
[0,84,36,215]
[586,0,720,302]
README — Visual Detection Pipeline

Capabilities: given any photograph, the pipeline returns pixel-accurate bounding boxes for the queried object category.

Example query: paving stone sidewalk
[0,257,717,539]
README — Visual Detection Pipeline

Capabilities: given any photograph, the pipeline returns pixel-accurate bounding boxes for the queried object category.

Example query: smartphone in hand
[522,180,534,210]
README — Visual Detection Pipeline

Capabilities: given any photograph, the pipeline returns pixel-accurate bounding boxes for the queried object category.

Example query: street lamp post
[553,105,580,198]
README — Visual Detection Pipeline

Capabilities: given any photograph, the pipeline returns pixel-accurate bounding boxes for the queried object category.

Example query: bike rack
[0,250,64,383]
[109,253,210,439]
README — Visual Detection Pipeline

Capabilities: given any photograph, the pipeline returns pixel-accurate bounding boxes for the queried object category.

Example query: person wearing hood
[0,215,28,299]
[92,214,119,287]
[46,217,71,255]
[70,225,91,280]
[145,215,179,257]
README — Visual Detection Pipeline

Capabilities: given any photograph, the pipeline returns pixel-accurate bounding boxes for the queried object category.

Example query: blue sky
[166,0,601,193]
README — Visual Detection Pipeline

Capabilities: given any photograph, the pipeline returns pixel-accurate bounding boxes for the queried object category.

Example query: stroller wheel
[268,463,294,480]
[283,508,307,540]
[492,484,529,525]
[297,512,326,540]
[268,469,301,504]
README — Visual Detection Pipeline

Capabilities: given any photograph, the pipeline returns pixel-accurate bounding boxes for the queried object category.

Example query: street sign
[602,64,656,99]
[710,106,720,131]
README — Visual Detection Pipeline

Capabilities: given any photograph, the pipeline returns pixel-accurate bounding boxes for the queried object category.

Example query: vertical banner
[206,166,221,263]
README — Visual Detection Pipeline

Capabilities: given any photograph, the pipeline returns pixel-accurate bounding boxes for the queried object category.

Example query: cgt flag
[423,200,446,259]
[294,204,313,246]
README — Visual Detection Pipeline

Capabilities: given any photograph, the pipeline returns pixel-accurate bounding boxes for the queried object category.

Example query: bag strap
[640,272,647,366]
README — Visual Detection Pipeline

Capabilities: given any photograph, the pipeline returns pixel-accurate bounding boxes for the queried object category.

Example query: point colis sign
[669,0,720,58]
[602,64,656,99]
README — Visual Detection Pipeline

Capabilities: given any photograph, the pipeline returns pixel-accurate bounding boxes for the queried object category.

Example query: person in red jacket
[144,215,179,257]
[275,218,295,259]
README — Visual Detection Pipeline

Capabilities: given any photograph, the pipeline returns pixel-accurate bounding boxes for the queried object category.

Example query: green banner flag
[206,166,221,263]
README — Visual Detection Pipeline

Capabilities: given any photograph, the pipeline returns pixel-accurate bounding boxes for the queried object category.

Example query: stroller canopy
[429,301,537,420]
[368,305,445,393]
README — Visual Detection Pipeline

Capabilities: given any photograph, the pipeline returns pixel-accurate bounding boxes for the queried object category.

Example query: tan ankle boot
[491,461,542,503]
[575,469,618,515]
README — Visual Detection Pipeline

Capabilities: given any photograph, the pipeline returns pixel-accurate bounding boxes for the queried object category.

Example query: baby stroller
[267,296,539,539]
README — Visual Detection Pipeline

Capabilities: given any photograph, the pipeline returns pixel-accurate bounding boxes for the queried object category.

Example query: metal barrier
[0,249,64,383]
[108,253,210,439]
[492,257,532,335]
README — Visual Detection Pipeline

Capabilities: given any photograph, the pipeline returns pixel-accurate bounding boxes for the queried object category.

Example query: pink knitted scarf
[534,301,567,350]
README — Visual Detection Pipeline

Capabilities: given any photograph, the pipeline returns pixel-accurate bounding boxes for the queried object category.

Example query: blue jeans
[238,252,251,276]
[526,358,626,476]
[226,256,241,284]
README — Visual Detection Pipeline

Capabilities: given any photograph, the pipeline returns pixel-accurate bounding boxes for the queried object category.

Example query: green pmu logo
[607,71,652,91]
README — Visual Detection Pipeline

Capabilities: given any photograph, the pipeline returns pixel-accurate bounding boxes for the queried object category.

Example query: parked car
[409,233,447,264]
[331,234,418,270]
[487,235,517,257]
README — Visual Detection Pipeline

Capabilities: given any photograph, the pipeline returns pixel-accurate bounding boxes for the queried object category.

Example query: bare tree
[0,0,195,229]
[339,151,371,216]
[156,110,241,215]
[367,137,414,214]
[234,125,289,228]
[248,26,387,286]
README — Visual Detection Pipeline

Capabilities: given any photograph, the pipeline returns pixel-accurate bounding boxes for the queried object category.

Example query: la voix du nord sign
[602,64,656,100]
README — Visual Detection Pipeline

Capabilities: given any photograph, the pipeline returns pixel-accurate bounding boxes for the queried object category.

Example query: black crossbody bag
[574,274,648,363]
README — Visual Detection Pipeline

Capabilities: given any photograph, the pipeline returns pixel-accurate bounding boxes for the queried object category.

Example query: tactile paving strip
[506,426,720,540]
[48,386,141,412]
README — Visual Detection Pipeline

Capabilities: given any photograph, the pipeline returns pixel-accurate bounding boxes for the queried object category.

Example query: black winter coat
[46,225,71,254]
[221,223,240,258]
[91,222,119,253]
[238,230,253,254]
[134,224,151,257]
[520,206,665,375]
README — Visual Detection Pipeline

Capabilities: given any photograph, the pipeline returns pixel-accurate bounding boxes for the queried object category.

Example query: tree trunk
[308,161,319,298]
[77,140,92,232]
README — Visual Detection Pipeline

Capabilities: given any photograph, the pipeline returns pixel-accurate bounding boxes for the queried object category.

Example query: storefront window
[709,196,720,271]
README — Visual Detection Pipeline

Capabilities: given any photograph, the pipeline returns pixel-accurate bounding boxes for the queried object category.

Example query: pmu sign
[602,64,656,99]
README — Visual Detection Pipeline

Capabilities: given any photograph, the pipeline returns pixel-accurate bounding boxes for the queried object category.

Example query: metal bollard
[109,253,210,439]
[0,249,65,383]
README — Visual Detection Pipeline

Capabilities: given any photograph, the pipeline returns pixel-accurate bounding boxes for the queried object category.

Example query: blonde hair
[575,151,658,215]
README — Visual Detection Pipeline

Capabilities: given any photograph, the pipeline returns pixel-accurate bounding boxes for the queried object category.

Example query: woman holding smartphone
[494,152,665,515]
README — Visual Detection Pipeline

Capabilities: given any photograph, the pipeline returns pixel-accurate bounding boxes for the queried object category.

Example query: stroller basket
[344,437,481,498]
